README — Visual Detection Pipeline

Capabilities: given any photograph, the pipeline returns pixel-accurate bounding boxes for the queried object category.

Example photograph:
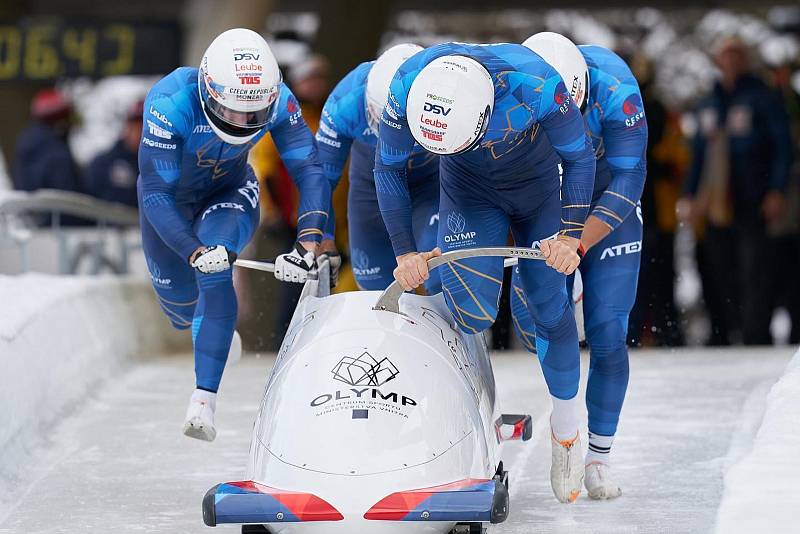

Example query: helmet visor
[199,74,279,130]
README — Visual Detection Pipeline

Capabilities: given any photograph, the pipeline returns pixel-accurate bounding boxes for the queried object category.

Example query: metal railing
[0,189,141,274]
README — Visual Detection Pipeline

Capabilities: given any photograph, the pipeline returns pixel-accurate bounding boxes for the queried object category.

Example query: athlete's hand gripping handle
[274,242,317,283]
[190,245,237,274]
[393,248,443,291]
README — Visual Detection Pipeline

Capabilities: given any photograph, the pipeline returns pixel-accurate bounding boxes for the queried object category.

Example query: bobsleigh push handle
[373,246,544,314]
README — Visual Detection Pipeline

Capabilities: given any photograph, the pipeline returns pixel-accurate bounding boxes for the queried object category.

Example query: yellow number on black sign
[24,25,60,78]
[102,24,135,76]
[63,27,97,75]
[0,26,22,80]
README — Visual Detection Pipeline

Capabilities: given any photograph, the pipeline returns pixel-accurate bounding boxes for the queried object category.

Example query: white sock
[191,388,217,410]
[586,432,614,465]
[550,395,580,442]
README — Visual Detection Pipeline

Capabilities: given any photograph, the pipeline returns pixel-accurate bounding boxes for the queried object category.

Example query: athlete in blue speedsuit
[374,42,596,503]
[316,44,441,293]
[518,33,649,499]
[138,29,330,441]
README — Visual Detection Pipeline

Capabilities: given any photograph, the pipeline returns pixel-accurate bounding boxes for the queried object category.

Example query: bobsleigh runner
[203,247,544,534]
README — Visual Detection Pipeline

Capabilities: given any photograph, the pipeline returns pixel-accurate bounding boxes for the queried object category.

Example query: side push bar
[373,246,545,314]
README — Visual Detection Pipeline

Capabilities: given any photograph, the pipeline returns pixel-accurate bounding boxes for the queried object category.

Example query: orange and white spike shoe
[584,462,622,500]
[550,431,584,503]
[183,389,217,442]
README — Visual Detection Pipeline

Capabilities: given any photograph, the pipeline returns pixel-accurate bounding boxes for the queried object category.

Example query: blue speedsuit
[375,43,596,401]
[316,61,440,292]
[511,46,648,437]
[138,67,329,392]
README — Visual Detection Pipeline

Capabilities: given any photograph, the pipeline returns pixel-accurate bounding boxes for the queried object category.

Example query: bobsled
[203,247,543,534]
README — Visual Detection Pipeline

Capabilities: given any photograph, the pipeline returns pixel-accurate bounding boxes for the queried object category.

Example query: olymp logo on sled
[331,352,399,387]
[310,352,416,419]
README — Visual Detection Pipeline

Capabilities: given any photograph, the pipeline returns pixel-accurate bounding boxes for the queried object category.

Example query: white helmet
[522,32,589,112]
[198,28,281,145]
[407,55,494,155]
[365,43,423,136]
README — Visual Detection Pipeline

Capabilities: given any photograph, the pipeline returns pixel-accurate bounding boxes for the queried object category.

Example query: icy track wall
[0,275,184,484]
[715,347,800,533]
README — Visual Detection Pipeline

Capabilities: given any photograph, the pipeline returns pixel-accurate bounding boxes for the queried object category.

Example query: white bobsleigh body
[204,252,534,534]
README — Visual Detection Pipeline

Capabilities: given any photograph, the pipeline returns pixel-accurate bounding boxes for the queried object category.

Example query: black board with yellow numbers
[0,18,181,83]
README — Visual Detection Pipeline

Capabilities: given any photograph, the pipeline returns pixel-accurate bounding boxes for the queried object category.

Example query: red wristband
[577,243,586,259]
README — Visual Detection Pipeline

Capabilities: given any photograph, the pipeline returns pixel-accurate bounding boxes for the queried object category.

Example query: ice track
[0,347,792,534]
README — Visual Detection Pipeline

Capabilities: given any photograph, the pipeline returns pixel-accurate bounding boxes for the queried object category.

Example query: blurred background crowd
[1,0,799,351]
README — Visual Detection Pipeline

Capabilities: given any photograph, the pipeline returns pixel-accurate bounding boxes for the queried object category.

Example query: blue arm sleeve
[138,101,202,261]
[316,77,361,240]
[592,89,648,230]
[374,95,416,256]
[536,71,596,237]
[270,89,331,243]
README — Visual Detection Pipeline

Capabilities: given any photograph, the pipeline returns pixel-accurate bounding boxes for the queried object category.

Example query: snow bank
[0,275,184,507]
[715,348,800,533]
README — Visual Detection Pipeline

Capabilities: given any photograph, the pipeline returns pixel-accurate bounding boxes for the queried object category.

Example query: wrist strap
[294,241,310,257]
[577,243,586,259]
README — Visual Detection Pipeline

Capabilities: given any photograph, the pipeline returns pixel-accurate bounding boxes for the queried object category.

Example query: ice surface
[0,347,793,534]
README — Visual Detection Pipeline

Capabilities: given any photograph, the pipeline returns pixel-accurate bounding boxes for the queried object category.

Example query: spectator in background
[84,100,143,208]
[767,58,800,343]
[628,54,686,347]
[13,88,81,194]
[678,36,794,345]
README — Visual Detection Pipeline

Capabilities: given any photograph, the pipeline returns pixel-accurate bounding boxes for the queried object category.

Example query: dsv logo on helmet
[233,52,260,61]
[424,102,452,115]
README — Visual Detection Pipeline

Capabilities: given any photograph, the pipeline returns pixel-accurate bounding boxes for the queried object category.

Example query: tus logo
[331,352,399,387]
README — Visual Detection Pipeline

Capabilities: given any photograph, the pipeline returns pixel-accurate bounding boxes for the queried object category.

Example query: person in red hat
[84,100,144,207]
[13,88,82,194]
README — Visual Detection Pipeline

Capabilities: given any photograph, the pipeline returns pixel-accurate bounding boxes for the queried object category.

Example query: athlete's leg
[511,186,583,503]
[139,187,198,330]
[582,208,642,449]
[437,174,509,334]
[347,163,398,291]
[579,207,642,499]
[511,201,579,404]
[190,176,260,393]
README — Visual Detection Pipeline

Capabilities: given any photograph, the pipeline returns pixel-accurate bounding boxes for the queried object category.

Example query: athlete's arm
[585,87,648,249]
[316,70,360,240]
[374,86,417,257]
[536,72,596,240]
[269,88,331,245]
[138,102,203,262]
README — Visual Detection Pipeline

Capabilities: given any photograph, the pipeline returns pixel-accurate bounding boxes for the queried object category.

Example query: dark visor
[199,77,278,136]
